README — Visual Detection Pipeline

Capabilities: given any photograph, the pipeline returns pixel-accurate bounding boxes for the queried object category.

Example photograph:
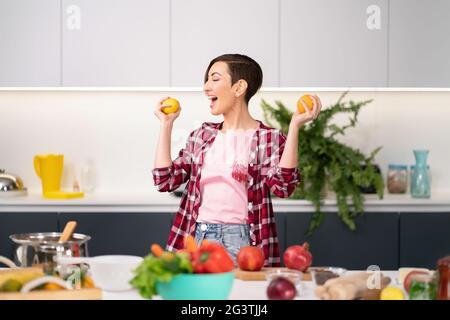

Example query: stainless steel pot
[0,169,27,197]
[9,232,91,274]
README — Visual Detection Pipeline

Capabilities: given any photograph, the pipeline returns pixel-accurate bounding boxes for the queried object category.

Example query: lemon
[0,279,23,292]
[380,286,404,300]
[161,98,180,114]
[297,94,314,114]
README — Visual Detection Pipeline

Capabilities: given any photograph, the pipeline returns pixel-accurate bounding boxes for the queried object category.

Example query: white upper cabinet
[0,0,61,86]
[389,0,450,87]
[280,0,388,87]
[3,0,450,88]
[62,0,170,86]
[171,0,279,87]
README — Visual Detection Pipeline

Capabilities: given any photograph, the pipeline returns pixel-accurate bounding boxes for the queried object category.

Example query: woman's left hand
[290,95,322,130]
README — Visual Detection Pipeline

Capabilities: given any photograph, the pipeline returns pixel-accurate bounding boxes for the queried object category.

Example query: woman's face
[203,61,240,116]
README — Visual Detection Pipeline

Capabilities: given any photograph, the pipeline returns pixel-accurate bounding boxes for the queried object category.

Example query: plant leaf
[260,93,384,234]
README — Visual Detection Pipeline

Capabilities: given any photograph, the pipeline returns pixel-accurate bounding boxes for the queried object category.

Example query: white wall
[1,90,449,196]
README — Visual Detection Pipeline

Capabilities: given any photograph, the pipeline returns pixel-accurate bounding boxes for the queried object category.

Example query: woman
[153,54,321,266]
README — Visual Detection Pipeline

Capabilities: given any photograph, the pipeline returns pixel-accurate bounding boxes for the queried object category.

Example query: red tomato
[404,271,429,293]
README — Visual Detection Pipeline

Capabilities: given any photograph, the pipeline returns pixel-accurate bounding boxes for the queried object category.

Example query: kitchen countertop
[1,191,450,213]
[103,270,402,300]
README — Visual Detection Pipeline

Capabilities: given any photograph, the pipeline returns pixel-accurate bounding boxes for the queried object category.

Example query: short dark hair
[204,54,263,104]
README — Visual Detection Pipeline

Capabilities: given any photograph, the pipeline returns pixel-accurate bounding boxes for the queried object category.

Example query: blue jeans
[194,223,250,263]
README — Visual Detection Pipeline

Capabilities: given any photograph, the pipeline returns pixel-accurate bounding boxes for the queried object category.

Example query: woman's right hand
[154,96,182,124]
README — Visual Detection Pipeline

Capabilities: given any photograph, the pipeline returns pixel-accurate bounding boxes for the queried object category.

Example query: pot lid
[0,168,26,192]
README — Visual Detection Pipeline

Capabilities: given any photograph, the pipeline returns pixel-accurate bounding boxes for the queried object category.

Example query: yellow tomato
[161,98,180,114]
[380,286,404,300]
[297,94,314,114]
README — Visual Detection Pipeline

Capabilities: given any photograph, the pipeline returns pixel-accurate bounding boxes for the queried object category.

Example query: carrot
[185,235,197,253]
[150,243,164,257]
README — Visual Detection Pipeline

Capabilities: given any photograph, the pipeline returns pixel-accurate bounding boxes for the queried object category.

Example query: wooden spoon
[59,221,77,243]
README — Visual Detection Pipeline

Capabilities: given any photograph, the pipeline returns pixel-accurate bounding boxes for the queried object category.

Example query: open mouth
[208,96,218,108]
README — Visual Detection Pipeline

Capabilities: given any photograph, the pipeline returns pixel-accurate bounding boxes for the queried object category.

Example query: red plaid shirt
[152,120,300,266]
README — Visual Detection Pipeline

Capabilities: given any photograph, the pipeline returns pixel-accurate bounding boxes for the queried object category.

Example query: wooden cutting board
[0,267,102,300]
[234,267,312,281]
[0,288,102,300]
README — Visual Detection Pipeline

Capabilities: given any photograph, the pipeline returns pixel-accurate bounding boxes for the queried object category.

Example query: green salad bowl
[156,271,234,300]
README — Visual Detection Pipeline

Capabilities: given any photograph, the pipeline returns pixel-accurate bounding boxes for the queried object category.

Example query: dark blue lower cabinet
[285,212,400,270]
[400,212,450,269]
[274,212,286,264]
[0,212,58,259]
[4,211,448,268]
[59,213,172,257]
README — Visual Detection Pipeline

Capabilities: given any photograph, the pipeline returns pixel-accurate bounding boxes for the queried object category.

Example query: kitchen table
[102,271,402,300]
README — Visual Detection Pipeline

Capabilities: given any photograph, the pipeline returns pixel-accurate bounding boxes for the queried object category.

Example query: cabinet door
[389,0,450,87]
[0,0,60,86]
[400,213,450,268]
[0,213,58,259]
[286,212,399,270]
[274,213,286,264]
[59,213,172,256]
[62,0,170,86]
[171,0,279,87]
[280,0,388,87]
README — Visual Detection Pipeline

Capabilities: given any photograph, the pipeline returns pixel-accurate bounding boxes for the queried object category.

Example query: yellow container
[43,191,84,199]
[34,154,84,199]
[34,154,64,194]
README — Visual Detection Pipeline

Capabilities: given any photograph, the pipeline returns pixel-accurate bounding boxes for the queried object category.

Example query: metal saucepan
[9,232,91,274]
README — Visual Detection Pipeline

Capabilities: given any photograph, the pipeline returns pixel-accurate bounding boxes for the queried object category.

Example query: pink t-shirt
[197,129,256,224]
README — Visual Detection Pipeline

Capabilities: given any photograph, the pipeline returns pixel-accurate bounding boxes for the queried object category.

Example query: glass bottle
[80,159,96,194]
[411,150,431,198]
[437,255,450,300]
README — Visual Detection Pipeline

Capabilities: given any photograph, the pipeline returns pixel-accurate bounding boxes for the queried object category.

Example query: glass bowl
[265,268,303,292]
[310,267,347,286]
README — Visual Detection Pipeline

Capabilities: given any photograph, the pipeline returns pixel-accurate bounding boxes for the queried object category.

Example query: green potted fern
[261,91,384,235]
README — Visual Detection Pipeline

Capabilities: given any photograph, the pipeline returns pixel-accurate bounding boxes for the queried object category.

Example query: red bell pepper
[191,242,234,273]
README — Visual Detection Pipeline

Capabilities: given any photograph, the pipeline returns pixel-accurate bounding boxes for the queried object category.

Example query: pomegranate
[237,246,265,271]
[283,242,313,272]
[266,277,297,300]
